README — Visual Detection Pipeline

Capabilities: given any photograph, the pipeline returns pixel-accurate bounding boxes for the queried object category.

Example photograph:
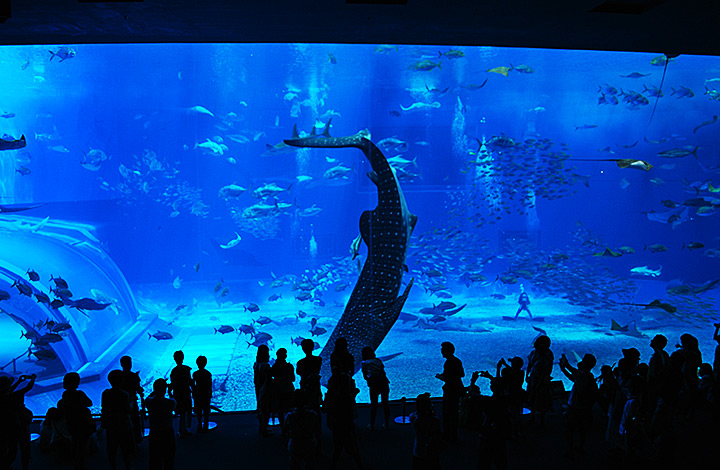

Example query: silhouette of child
[285,389,320,470]
[146,378,176,470]
[325,371,363,469]
[56,372,95,470]
[193,356,212,433]
[101,369,133,470]
[361,346,390,431]
[272,348,295,435]
[169,350,193,438]
[254,344,273,437]
[409,392,443,470]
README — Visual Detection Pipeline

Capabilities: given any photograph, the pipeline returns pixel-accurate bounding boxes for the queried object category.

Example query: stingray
[614,299,677,313]
[610,319,647,338]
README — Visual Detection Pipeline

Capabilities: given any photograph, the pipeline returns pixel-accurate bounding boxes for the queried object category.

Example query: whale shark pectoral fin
[359,210,373,249]
[367,171,380,186]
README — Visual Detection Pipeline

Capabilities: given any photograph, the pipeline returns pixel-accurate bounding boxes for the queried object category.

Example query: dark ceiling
[1,0,719,56]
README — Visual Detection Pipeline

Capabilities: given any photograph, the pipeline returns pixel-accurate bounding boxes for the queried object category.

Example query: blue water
[0,44,719,414]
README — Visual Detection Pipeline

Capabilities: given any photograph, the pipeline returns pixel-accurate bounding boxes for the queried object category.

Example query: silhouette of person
[526,335,553,427]
[647,334,671,437]
[285,389,320,470]
[101,369,134,470]
[272,348,295,436]
[514,285,532,320]
[559,353,597,459]
[168,350,192,438]
[296,338,322,454]
[435,341,464,442]
[254,344,273,437]
[409,392,443,470]
[713,323,720,383]
[325,371,363,469]
[360,346,390,430]
[146,379,176,470]
[499,357,525,439]
[477,376,511,470]
[192,356,212,433]
[56,372,95,470]
[0,373,35,470]
[330,337,355,376]
[119,355,144,444]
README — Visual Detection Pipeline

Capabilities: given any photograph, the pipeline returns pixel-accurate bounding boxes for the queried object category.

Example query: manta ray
[284,131,418,381]
[0,135,26,151]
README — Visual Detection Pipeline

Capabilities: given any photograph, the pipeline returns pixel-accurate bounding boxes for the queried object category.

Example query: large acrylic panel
[0,44,718,415]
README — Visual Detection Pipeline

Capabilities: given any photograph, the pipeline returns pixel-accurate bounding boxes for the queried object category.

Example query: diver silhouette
[514,285,532,320]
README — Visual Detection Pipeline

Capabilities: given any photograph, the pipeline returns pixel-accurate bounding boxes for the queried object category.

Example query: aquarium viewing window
[0,43,718,415]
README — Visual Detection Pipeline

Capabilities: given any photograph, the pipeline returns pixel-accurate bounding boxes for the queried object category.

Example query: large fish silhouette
[284,130,417,381]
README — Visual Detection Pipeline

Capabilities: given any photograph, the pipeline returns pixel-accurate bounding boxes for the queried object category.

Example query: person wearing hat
[559,352,597,459]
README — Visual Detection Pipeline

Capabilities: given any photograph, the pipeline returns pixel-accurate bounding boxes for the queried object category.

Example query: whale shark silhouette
[284,131,417,381]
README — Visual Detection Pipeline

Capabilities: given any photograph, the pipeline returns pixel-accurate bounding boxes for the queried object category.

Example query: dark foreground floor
[15,399,719,470]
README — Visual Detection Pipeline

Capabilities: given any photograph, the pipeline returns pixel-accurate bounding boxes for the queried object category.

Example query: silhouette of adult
[435,341,465,442]
[285,389,320,470]
[325,371,363,469]
[360,346,390,430]
[192,356,212,434]
[435,341,464,442]
[119,355,144,444]
[101,369,134,470]
[409,392,443,470]
[146,379,176,470]
[168,351,193,438]
[330,337,355,376]
[647,334,671,437]
[296,339,323,454]
[56,372,95,470]
[272,348,295,435]
[254,344,273,437]
[559,353,597,459]
[0,373,35,470]
[477,377,511,470]
[526,335,554,427]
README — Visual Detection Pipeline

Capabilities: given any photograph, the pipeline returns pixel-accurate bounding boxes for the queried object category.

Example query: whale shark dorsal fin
[310,124,317,137]
[322,118,332,137]
[292,124,299,139]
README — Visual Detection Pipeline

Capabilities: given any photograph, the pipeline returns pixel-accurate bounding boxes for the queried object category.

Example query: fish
[148,331,173,341]
[411,59,441,72]
[11,280,32,296]
[693,116,718,134]
[26,269,39,282]
[49,47,76,62]
[68,298,111,311]
[187,105,214,117]
[400,101,441,113]
[682,242,704,251]
[644,243,668,253]
[487,66,511,77]
[575,125,598,131]
[0,135,26,151]
[252,182,292,199]
[0,290,10,300]
[218,184,247,198]
[440,49,465,59]
[658,146,698,158]
[671,86,694,98]
[512,64,534,73]
[214,325,235,334]
[268,294,281,301]
[630,265,662,277]
[284,130,417,382]
[220,232,242,249]
[244,303,260,312]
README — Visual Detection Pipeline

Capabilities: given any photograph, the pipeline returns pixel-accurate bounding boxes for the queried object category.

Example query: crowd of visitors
[1,326,720,469]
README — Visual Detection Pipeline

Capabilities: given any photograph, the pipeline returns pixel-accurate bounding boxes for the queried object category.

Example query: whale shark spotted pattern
[284,131,417,381]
